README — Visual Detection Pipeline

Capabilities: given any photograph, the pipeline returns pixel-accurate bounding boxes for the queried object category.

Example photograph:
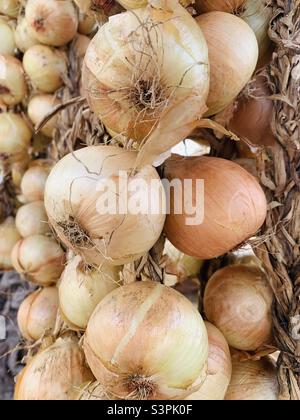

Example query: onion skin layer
[195,0,245,13]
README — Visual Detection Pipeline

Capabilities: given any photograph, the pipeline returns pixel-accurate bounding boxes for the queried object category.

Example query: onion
[17,287,59,341]
[84,281,208,399]
[0,55,27,105]
[74,0,123,18]
[74,382,112,400]
[0,217,21,270]
[0,0,20,17]
[204,265,273,351]
[78,12,97,35]
[234,158,257,178]
[11,234,66,286]
[16,201,50,237]
[21,162,50,202]
[116,0,147,9]
[14,335,94,400]
[25,0,78,47]
[73,34,90,58]
[28,94,60,138]
[82,0,209,143]
[225,358,278,400]
[14,18,39,53]
[59,255,120,330]
[0,112,32,159]
[0,19,16,55]
[187,322,232,400]
[195,0,245,13]
[23,45,67,93]
[11,158,30,188]
[44,145,166,266]
[164,155,267,260]
[196,12,258,116]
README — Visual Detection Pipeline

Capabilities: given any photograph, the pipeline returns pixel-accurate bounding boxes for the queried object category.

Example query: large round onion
[195,0,245,13]
[14,336,94,400]
[0,217,21,270]
[17,287,59,341]
[28,94,60,138]
[82,1,209,142]
[0,0,20,17]
[204,265,273,351]
[59,256,121,330]
[0,113,32,158]
[196,12,258,116]
[0,55,27,105]
[16,201,50,237]
[44,146,166,266]
[84,281,208,400]
[25,0,78,47]
[14,18,39,53]
[0,19,16,55]
[225,358,278,400]
[164,155,267,260]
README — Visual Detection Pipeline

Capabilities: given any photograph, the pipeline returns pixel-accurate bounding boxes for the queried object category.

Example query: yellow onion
[21,162,50,202]
[14,336,94,400]
[59,255,121,330]
[187,322,232,400]
[0,19,16,55]
[28,94,60,138]
[25,0,78,47]
[14,18,39,53]
[225,358,278,400]
[17,287,59,341]
[23,45,67,93]
[164,155,267,260]
[82,0,209,143]
[195,0,245,13]
[11,158,30,188]
[0,0,20,17]
[74,0,123,18]
[73,382,113,400]
[0,55,27,105]
[196,12,258,116]
[16,201,50,237]
[44,146,166,266]
[0,217,21,270]
[78,12,97,35]
[84,281,208,399]
[116,0,147,9]
[0,112,32,158]
[73,34,90,58]
[204,265,273,351]
[11,234,66,286]
[234,158,257,178]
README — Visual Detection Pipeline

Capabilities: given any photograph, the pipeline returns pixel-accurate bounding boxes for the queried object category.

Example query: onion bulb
[164,155,267,260]
[59,255,121,330]
[17,287,59,341]
[225,358,278,400]
[14,336,94,400]
[14,18,39,53]
[0,0,19,17]
[73,34,90,58]
[204,265,273,351]
[78,12,97,35]
[23,45,67,93]
[82,0,209,143]
[21,162,50,202]
[28,94,60,138]
[116,0,147,9]
[25,0,78,47]
[187,322,232,400]
[74,0,123,18]
[0,112,32,158]
[195,0,245,13]
[11,234,66,286]
[16,201,50,237]
[196,12,258,116]
[84,281,208,399]
[0,19,16,55]
[11,158,30,188]
[0,55,27,105]
[44,145,166,266]
[0,217,21,270]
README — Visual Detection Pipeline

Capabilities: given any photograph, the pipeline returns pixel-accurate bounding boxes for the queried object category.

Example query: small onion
[11,234,66,286]
[0,55,27,105]
[0,0,20,17]
[225,358,278,400]
[23,45,67,93]
[16,201,50,237]
[21,162,50,202]
[14,336,94,400]
[78,12,97,35]
[0,112,32,158]
[28,94,60,138]
[195,0,245,13]
[74,0,123,18]
[0,217,21,270]
[25,0,78,47]
[44,146,166,266]
[196,12,258,116]
[17,287,59,341]
[11,158,30,188]
[73,34,90,58]
[204,265,273,351]
[14,18,39,53]
[187,322,232,400]
[84,281,208,399]
[116,0,147,9]
[164,155,267,260]
[59,255,120,330]
[0,19,16,55]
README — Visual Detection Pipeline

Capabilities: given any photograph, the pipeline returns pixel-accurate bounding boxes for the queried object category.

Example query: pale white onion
[0,19,16,55]
[0,54,27,105]
[0,217,21,270]
[0,112,32,158]
[28,94,60,138]
[16,201,50,237]
[0,0,20,17]
[21,162,50,202]
[14,18,39,53]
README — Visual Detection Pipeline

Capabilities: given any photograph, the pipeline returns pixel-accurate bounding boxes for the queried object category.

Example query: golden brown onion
[0,55,27,105]
[0,0,20,17]
[28,94,60,138]
[16,201,50,237]
[0,217,21,270]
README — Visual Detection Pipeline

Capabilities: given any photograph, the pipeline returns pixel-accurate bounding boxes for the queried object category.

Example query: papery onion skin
[187,322,232,400]
[11,234,66,286]
[82,1,209,142]
[164,155,267,260]
[44,145,166,266]
[196,11,258,116]
[73,382,113,400]
[25,0,78,47]
[17,287,59,341]
[15,18,39,53]
[0,0,20,17]
[14,336,94,400]
[0,112,32,159]
[225,358,278,400]
[28,94,60,138]
[21,164,50,203]
[0,20,16,55]
[0,55,27,105]
[204,265,273,351]
[84,281,208,400]
[16,201,50,237]
[59,255,120,330]
[0,217,21,270]
[195,0,245,13]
